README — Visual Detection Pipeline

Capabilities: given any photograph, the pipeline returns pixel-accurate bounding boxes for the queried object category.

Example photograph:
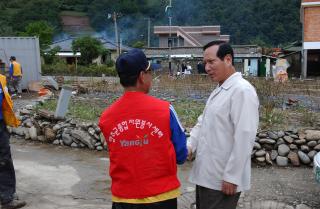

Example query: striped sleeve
[169,105,187,164]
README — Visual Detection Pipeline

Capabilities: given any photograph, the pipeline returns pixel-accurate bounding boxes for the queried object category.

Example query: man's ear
[137,71,145,84]
[224,54,233,66]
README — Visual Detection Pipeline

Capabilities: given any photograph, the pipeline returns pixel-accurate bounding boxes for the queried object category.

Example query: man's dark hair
[10,56,16,61]
[203,41,234,65]
[118,73,139,87]
[119,74,139,87]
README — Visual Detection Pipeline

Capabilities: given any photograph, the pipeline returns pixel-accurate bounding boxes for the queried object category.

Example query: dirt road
[10,139,320,209]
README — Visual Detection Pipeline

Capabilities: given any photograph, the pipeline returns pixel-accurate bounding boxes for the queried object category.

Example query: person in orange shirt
[9,56,22,97]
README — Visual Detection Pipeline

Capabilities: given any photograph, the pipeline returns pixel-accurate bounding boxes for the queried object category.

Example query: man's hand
[221,181,237,196]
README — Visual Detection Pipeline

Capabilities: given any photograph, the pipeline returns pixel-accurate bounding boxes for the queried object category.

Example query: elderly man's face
[203,45,230,83]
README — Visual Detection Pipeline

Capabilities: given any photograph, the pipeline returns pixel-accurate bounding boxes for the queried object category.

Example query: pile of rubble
[9,105,106,151]
[253,130,320,167]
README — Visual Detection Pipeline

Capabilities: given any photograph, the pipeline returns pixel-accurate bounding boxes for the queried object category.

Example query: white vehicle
[314,152,320,184]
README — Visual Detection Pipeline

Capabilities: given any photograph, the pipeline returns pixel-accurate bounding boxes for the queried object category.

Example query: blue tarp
[151,63,162,71]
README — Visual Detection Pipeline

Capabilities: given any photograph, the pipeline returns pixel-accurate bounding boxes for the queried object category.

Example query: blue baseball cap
[116,49,150,76]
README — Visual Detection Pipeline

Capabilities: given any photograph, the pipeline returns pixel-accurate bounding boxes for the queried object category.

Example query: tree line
[0,0,302,47]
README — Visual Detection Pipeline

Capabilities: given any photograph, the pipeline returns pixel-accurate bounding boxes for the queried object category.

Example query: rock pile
[253,130,320,167]
[9,105,107,151]
[10,106,320,167]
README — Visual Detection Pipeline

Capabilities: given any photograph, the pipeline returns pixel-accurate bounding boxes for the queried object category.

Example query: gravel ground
[9,87,320,209]
[10,139,320,209]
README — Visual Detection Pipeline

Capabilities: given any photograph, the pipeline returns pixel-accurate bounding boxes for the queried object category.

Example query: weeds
[35,99,57,112]
[260,107,287,129]
[35,98,104,122]
[35,75,320,130]
[171,99,205,128]
[301,109,317,126]
[294,105,318,127]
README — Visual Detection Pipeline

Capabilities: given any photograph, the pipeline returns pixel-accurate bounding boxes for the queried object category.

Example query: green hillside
[0,0,302,46]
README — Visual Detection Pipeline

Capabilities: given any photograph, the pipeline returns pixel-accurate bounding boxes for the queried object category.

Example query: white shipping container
[0,37,41,89]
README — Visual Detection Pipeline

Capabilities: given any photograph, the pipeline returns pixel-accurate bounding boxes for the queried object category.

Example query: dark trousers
[0,120,16,204]
[112,198,177,209]
[196,185,240,209]
[9,77,22,94]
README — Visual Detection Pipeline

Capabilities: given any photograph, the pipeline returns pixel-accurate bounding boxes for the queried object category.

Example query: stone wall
[253,130,320,167]
[10,105,320,167]
[10,105,106,151]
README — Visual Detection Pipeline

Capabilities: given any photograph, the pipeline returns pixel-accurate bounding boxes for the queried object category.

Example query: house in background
[154,26,230,47]
[148,25,267,76]
[50,36,131,64]
[144,45,262,76]
[233,45,263,77]
[50,38,80,64]
[278,41,302,78]
[301,0,320,78]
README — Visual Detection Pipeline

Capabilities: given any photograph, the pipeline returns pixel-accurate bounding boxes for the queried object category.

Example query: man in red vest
[99,49,187,209]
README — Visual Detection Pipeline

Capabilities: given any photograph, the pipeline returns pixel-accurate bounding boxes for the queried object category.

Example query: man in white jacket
[187,41,259,209]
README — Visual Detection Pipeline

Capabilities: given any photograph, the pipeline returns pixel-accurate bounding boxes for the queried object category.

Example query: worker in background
[0,59,5,75]
[9,56,22,97]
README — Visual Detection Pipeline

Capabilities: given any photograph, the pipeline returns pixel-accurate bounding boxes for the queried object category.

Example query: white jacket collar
[219,72,242,90]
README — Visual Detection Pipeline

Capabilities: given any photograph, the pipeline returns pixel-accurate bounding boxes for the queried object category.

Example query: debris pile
[9,105,107,151]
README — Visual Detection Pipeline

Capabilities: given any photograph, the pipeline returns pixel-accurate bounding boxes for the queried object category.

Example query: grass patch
[36,98,105,122]
[294,106,318,127]
[35,97,205,127]
[36,99,57,112]
[171,99,205,128]
[35,76,320,130]
[259,108,287,130]
[68,100,104,121]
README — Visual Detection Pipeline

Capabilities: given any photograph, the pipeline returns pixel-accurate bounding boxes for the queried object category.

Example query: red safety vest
[99,91,180,199]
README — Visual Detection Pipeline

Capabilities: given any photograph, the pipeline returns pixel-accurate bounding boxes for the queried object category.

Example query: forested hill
[0,0,302,46]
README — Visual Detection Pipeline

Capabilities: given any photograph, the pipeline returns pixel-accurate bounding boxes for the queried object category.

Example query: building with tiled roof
[50,36,132,64]
[154,26,230,48]
[301,0,320,77]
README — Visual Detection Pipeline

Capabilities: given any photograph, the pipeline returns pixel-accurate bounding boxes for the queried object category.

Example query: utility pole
[113,12,120,56]
[109,12,121,56]
[166,0,173,75]
[144,17,151,48]
[147,17,151,48]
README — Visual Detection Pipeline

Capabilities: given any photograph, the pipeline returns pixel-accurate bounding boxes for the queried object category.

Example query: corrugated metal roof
[51,38,74,51]
[0,37,41,89]
[51,37,132,52]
